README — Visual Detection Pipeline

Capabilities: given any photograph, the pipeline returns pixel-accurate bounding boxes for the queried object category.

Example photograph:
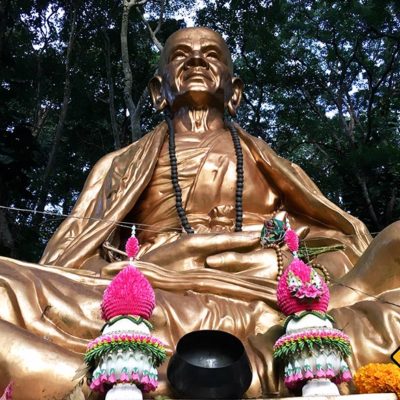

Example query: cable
[1,204,399,309]
[331,280,400,310]
[0,205,183,234]
[0,204,383,238]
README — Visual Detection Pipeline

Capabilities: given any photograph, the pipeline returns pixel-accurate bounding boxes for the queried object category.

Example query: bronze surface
[0,27,399,399]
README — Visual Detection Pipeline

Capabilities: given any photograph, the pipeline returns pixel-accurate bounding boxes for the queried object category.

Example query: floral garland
[260,216,345,262]
[273,328,351,359]
[85,333,167,367]
[101,315,153,333]
[284,359,351,388]
[354,363,400,397]
[283,311,335,331]
[287,268,324,299]
[90,367,158,393]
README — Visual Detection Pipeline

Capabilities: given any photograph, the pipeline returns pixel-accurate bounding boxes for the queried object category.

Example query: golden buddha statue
[0,27,399,399]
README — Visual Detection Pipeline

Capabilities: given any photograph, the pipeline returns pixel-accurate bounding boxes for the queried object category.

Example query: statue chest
[133,130,281,231]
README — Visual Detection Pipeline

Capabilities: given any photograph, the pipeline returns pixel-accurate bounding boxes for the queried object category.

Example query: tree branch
[102,29,120,150]
[34,9,77,216]
[121,0,140,140]
[154,0,166,35]
[138,7,163,52]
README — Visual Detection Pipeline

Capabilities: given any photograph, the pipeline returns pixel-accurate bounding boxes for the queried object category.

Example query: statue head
[149,27,243,116]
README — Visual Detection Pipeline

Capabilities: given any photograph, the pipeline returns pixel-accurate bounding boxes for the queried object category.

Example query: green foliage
[1,0,399,261]
[84,337,167,367]
[198,0,400,231]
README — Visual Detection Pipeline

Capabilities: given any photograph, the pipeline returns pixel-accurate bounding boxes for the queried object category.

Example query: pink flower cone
[126,236,140,259]
[101,265,155,320]
[277,258,329,315]
[285,229,299,252]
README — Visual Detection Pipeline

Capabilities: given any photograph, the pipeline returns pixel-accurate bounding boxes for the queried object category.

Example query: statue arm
[238,128,372,260]
[40,124,167,269]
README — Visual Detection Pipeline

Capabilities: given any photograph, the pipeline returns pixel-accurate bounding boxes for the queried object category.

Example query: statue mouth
[183,68,212,82]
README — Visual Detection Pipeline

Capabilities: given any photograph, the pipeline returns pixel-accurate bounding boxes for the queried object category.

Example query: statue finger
[206,251,257,272]
[186,231,260,254]
[206,248,278,272]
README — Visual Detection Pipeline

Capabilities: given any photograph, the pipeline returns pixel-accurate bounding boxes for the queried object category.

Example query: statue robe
[0,122,399,399]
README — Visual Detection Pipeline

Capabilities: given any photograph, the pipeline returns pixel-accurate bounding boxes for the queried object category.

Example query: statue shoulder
[89,123,167,176]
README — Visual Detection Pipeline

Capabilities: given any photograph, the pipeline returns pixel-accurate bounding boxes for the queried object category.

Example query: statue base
[105,383,142,400]
[302,379,340,396]
[266,394,397,400]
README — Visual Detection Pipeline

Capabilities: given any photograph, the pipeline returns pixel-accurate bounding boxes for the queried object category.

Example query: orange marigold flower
[354,363,400,397]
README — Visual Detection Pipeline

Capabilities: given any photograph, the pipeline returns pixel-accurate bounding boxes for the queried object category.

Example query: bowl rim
[173,329,249,370]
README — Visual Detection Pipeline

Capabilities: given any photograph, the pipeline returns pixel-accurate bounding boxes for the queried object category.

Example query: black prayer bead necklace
[165,113,244,234]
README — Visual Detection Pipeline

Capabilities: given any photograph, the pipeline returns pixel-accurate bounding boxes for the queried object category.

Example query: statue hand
[140,231,261,270]
[205,214,309,278]
[205,247,293,279]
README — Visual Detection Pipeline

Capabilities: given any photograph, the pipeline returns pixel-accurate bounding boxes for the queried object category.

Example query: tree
[1,0,399,261]
[197,0,400,230]
[0,0,191,261]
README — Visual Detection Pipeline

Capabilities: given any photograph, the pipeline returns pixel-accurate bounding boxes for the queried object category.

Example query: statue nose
[184,52,209,70]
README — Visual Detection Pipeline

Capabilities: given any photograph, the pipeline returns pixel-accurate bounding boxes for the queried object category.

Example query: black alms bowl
[167,330,252,399]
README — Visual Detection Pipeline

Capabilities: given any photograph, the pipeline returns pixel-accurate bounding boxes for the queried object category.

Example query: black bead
[167,115,246,234]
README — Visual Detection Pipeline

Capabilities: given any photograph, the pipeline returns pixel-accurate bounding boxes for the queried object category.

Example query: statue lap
[0,221,399,398]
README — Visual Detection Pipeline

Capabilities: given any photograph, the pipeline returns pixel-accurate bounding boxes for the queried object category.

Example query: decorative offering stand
[262,217,353,396]
[84,228,167,399]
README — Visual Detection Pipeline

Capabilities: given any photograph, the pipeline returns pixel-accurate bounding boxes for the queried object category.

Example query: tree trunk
[384,187,397,225]
[102,29,120,150]
[0,208,16,257]
[34,10,77,217]
[354,172,381,230]
[32,52,50,138]
[0,0,10,67]
[121,0,142,142]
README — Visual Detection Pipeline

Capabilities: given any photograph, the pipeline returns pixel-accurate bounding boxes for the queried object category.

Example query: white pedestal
[105,383,142,400]
[302,379,340,396]
[269,394,397,400]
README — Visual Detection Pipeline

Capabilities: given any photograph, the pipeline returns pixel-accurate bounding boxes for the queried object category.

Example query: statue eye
[206,51,219,60]
[171,51,187,61]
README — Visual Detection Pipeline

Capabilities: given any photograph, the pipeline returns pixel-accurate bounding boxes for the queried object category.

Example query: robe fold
[0,123,398,400]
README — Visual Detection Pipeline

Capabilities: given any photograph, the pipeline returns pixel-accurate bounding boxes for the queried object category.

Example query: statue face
[150,28,242,115]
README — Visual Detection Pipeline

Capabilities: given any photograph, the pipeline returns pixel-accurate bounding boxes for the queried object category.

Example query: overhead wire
[1,204,399,308]
[0,204,383,238]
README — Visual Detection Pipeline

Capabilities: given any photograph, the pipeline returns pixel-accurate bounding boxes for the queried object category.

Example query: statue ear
[149,75,167,111]
[227,77,243,117]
